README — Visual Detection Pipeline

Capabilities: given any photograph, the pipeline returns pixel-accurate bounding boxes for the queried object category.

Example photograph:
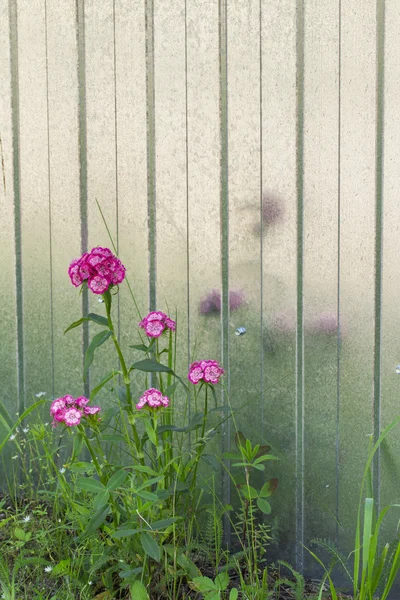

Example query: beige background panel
[338,0,377,550]
[380,0,400,540]
[0,0,18,409]
[18,0,53,398]
[154,0,188,369]
[114,0,149,348]
[303,0,339,557]
[46,0,82,397]
[187,0,221,359]
[261,0,297,562]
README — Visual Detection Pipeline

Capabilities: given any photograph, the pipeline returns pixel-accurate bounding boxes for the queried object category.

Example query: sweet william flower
[139,311,176,338]
[68,246,126,294]
[136,388,170,410]
[188,360,224,385]
[50,395,101,427]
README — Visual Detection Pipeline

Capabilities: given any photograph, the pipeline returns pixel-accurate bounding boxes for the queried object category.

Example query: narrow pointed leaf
[140,531,161,562]
[83,330,112,382]
[64,313,109,334]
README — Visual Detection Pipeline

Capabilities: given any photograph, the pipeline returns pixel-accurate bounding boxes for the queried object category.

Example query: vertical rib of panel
[336,0,342,544]
[145,0,156,311]
[219,0,230,546]
[76,0,89,396]
[373,0,385,510]
[8,0,24,415]
[295,0,305,572]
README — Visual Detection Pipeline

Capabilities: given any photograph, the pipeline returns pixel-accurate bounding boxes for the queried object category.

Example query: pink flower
[199,289,245,315]
[84,406,101,415]
[64,408,82,426]
[50,395,101,427]
[75,396,90,407]
[139,311,176,338]
[188,360,224,385]
[50,397,67,416]
[136,388,170,410]
[68,247,126,294]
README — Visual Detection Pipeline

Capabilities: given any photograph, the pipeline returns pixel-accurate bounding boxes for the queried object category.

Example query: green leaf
[131,358,173,373]
[93,489,110,510]
[77,478,106,493]
[234,431,246,450]
[187,412,205,432]
[112,528,141,538]
[192,576,218,592]
[257,497,272,514]
[129,581,149,600]
[68,461,95,473]
[150,518,181,530]
[107,468,129,492]
[101,433,126,443]
[83,505,110,537]
[90,370,121,401]
[0,399,46,452]
[238,485,258,500]
[140,531,161,562]
[83,330,112,382]
[259,478,279,498]
[14,527,28,541]
[129,344,152,353]
[72,431,84,461]
[136,490,158,502]
[133,465,159,476]
[64,313,109,334]
[144,419,157,446]
[215,571,229,591]
[255,444,272,458]
[229,589,239,600]
[253,454,279,464]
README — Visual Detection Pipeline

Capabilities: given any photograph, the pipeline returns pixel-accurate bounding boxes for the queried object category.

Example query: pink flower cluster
[50,395,101,427]
[200,289,245,316]
[188,360,224,385]
[136,388,170,410]
[139,311,176,338]
[68,247,126,294]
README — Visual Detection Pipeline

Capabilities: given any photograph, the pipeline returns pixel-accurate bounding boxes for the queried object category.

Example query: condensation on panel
[18,0,53,401]
[46,0,82,397]
[0,0,18,416]
[84,0,118,396]
[114,0,149,400]
[153,0,188,414]
[261,0,297,564]
[338,0,376,552]
[226,0,266,524]
[186,0,221,362]
[302,0,339,565]
[380,0,400,542]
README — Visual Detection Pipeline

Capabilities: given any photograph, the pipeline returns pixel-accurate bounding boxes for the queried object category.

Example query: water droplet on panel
[396,365,400,374]
[235,327,246,336]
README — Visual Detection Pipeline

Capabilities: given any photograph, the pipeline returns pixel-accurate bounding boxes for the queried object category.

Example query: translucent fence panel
[1,0,399,587]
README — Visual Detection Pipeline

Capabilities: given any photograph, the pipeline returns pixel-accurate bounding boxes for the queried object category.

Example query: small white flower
[23,427,29,433]
[44,566,53,573]
[44,422,49,426]
[23,515,31,523]
[59,468,66,474]
[88,581,93,586]
[16,428,20,433]
[9,434,16,441]
[12,455,18,460]
[35,392,47,398]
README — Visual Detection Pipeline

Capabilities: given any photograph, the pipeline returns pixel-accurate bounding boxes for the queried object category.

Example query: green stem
[190,385,209,492]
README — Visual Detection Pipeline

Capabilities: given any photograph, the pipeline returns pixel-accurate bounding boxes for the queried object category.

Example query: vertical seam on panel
[76,0,89,397]
[295,0,305,573]
[9,0,25,415]
[374,0,385,513]
[219,0,230,548]
[145,0,156,312]
[184,0,191,431]
[335,0,342,546]
[112,0,120,343]
[44,0,55,397]
[259,0,264,437]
